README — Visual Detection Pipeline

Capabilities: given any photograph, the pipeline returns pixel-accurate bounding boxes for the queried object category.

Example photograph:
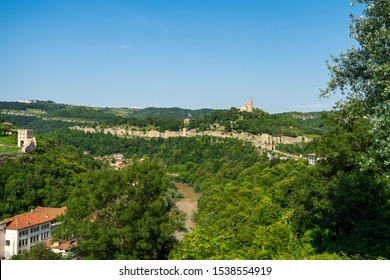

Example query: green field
[0,135,18,154]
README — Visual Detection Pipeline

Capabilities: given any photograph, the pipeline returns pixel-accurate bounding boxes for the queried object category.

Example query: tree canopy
[52,161,184,260]
[321,0,390,174]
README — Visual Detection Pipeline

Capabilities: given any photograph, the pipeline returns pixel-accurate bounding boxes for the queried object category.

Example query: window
[41,232,49,240]
[30,235,40,244]
[19,238,28,247]
[30,226,40,234]
[5,240,10,246]
[41,223,50,230]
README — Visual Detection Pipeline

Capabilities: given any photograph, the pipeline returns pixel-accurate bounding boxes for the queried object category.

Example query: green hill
[0,100,328,136]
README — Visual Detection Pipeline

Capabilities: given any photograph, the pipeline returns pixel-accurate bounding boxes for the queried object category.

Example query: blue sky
[0,0,362,113]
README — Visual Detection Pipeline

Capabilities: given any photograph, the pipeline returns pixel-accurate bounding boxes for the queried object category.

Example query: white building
[0,207,65,259]
[17,100,37,104]
[307,153,317,166]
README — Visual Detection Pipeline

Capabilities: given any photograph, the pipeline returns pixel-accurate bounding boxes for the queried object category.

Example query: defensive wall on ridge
[70,126,311,151]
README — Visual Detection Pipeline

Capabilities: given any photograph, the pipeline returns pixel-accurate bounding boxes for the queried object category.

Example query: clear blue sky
[0,0,362,113]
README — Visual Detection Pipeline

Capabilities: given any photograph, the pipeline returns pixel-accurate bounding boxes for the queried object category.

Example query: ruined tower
[18,129,36,153]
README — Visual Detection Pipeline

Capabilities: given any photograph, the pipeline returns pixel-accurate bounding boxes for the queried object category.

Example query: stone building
[240,97,254,113]
[18,129,36,153]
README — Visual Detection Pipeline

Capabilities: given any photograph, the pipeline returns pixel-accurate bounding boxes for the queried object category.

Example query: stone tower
[18,129,36,153]
[240,97,254,113]
[247,97,253,113]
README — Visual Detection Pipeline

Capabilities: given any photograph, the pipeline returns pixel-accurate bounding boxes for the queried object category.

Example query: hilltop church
[240,97,253,113]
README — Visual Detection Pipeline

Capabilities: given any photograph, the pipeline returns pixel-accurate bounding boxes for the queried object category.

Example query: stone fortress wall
[70,98,312,152]
[71,125,311,151]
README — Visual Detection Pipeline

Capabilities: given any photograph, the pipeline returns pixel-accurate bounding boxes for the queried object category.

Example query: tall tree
[52,160,184,260]
[321,0,390,174]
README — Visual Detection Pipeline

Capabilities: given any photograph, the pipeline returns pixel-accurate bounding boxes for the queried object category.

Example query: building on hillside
[18,129,37,153]
[17,100,38,104]
[183,117,190,126]
[0,207,65,259]
[110,153,125,170]
[1,122,14,127]
[183,113,192,127]
[45,238,78,257]
[239,97,254,113]
[1,122,16,136]
[307,153,317,166]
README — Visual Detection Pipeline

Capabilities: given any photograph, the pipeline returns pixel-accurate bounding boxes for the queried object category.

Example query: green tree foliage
[10,243,64,260]
[49,106,116,121]
[0,101,64,112]
[189,108,324,136]
[321,0,390,174]
[56,125,390,259]
[170,160,334,260]
[305,1,390,258]
[123,107,213,119]
[52,161,184,260]
[315,109,374,174]
[314,172,390,258]
[0,114,77,134]
[0,137,100,220]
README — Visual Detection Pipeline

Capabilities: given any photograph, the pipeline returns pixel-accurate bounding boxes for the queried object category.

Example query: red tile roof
[0,207,66,230]
[1,122,13,126]
[45,238,78,251]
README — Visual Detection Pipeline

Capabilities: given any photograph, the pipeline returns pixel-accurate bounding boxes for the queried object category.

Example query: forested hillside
[51,127,390,260]
[0,101,326,136]
[1,1,389,260]
[0,137,101,220]
[189,107,325,137]
[0,137,184,260]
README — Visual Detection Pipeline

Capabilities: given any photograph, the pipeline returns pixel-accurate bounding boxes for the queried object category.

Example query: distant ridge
[0,100,214,119]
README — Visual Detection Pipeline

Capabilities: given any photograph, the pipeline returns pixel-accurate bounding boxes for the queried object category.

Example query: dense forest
[3,115,388,259]
[0,137,101,220]
[1,0,389,260]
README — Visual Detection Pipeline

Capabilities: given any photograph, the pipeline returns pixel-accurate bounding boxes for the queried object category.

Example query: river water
[174,183,200,241]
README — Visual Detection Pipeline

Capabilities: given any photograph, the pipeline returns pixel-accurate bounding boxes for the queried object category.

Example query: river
[174,183,200,241]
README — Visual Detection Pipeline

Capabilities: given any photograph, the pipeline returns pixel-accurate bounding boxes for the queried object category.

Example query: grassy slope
[0,135,19,154]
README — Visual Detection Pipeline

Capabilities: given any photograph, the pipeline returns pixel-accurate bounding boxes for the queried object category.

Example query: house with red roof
[45,238,78,257]
[0,207,65,259]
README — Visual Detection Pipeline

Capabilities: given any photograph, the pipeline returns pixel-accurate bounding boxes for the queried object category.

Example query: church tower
[248,97,253,113]
[240,97,254,113]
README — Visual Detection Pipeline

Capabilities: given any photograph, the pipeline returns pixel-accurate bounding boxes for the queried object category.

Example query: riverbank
[174,183,200,241]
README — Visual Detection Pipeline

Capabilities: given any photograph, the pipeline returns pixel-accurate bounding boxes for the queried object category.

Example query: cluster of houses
[0,207,76,259]
[93,153,126,170]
